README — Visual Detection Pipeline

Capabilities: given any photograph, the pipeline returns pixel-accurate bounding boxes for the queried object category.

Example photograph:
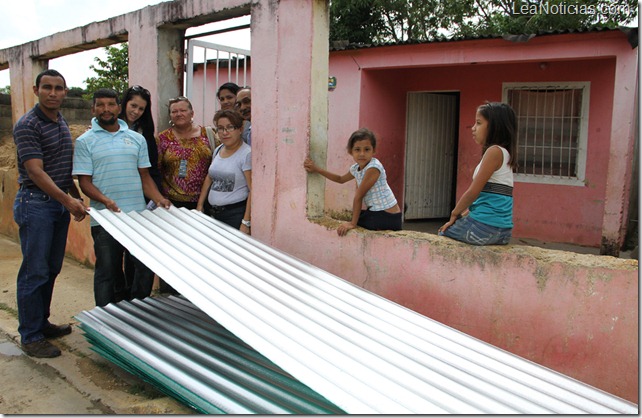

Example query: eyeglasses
[216,125,238,133]
[131,85,150,97]
[169,96,189,105]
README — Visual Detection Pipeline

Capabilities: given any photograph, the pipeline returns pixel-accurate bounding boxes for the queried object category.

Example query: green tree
[330,0,387,43]
[66,87,87,98]
[329,0,638,43]
[83,43,128,100]
[0,86,10,94]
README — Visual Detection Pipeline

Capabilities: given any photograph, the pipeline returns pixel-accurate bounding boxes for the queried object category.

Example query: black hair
[119,85,155,142]
[92,88,120,105]
[477,102,518,169]
[35,69,67,88]
[213,109,245,130]
[346,128,377,152]
[217,82,240,98]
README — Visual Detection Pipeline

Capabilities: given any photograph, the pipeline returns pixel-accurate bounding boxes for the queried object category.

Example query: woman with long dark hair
[118,86,163,299]
[119,85,162,194]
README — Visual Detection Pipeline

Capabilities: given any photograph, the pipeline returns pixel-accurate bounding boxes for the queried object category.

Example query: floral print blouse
[157,126,214,203]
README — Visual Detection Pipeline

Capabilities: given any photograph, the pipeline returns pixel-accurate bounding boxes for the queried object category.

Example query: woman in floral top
[157,97,219,209]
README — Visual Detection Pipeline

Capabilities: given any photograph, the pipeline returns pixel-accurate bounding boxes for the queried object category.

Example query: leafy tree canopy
[330,0,638,43]
[66,87,87,98]
[83,43,128,100]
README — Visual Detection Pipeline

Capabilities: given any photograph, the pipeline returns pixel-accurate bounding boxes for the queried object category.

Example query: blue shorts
[439,216,511,246]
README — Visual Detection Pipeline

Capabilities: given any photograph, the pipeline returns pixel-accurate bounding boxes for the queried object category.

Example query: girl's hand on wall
[303,158,317,173]
[438,220,454,235]
[337,222,355,236]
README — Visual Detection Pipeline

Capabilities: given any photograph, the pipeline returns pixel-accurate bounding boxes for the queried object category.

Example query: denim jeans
[440,215,512,246]
[91,225,154,307]
[208,201,247,229]
[14,189,70,344]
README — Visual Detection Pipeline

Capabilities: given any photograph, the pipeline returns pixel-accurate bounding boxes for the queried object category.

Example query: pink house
[324,29,638,256]
[196,28,638,255]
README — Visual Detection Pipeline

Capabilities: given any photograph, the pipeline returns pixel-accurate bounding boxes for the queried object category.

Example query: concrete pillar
[251,0,329,242]
[155,28,186,132]
[307,2,330,218]
[127,12,185,133]
[599,48,639,256]
[8,51,48,122]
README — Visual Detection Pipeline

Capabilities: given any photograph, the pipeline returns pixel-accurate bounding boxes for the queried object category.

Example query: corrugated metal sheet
[76,296,344,414]
[81,207,638,414]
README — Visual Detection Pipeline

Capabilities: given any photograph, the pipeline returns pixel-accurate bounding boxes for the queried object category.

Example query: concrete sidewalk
[0,234,192,414]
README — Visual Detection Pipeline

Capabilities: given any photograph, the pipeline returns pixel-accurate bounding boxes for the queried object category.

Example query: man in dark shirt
[13,69,87,358]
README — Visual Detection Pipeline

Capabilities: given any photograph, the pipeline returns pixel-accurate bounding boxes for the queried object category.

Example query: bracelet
[241,219,251,228]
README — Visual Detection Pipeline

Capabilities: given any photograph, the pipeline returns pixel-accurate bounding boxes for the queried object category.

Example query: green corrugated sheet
[76,296,345,414]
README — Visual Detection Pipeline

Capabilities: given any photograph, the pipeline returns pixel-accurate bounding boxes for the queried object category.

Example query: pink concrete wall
[292,229,639,403]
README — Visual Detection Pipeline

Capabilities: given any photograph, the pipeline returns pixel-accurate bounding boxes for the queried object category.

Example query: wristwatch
[241,219,251,228]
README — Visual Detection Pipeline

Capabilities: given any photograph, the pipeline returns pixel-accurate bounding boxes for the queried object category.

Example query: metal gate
[185,39,251,126]
[404,92,458,219]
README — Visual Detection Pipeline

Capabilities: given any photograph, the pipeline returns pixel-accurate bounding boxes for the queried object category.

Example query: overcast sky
[0,0,250,88]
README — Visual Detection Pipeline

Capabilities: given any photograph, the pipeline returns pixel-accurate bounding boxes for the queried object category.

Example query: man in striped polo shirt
[73,88,171,307]
[13,69,88,358]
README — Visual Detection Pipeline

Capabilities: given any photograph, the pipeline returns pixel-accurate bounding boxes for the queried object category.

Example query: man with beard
[73,88,171,307]
[236,87,252,145]
[13,69,88,358]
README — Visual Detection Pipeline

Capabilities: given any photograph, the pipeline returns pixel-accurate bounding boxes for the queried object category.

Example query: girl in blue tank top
[438,102,518,245]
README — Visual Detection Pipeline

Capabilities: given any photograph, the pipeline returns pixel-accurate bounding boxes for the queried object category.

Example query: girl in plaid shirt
[304,128,401,236]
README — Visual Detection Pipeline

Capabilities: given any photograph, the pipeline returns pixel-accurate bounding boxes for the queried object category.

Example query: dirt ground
[0,234,193,414]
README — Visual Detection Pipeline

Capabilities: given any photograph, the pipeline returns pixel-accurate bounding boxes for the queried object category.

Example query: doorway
[403,92,459,222]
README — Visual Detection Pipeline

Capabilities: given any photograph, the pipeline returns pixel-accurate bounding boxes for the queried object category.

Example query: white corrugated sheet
[87,207,638,414]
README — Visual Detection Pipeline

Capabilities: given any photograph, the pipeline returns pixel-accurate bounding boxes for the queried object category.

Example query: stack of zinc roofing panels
[84,207,638,414]
[76,296,344,414]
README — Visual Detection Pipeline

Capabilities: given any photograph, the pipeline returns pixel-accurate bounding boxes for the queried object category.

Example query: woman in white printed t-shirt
[197,109,252,235]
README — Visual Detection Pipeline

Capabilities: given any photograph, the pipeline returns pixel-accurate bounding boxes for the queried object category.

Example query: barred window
[503,82,589,185]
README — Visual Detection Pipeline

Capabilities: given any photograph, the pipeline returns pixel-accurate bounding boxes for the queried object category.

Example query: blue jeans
[440,215,512,246]
[14,189,70,344]
[91,226,154,307]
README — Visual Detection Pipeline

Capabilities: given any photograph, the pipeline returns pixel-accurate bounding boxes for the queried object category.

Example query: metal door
[404,92,458,219]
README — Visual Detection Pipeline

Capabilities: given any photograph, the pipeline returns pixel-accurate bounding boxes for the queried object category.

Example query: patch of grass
[0,302,18,318]
[126,383,165,399]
